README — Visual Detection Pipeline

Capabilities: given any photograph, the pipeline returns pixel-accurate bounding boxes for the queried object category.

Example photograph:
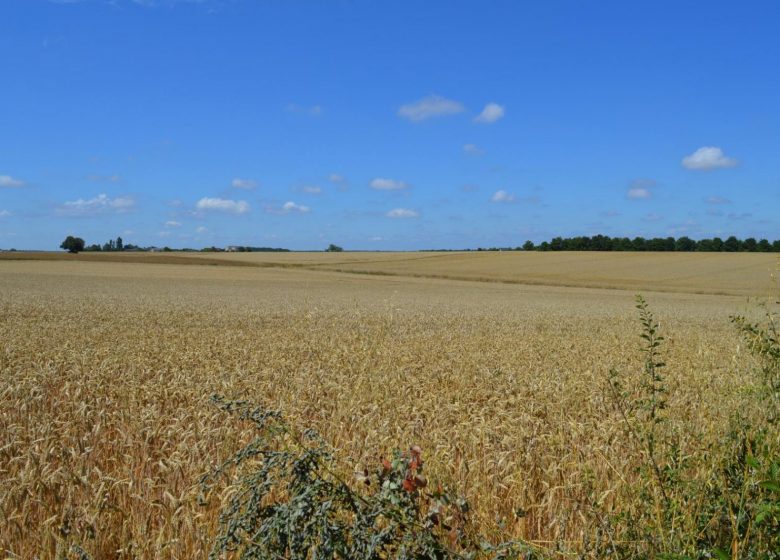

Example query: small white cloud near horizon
[398,95,465,122]
[283,201,310,213]
[386,208,419,218]
[370,178,409,191]
[232,178,258,190]
[165,220,182,227]
[286,103,322,116]
[474,103,505,124]
[267,201,310,215]
[704,195,732,205]
[0,175,25,188]
[627,187,651,199]
[196,226,208,233]
[301,185,322,194]
[58,193,135,216]
[87,174,121,183]
[196,197,250,214]
[463,143,484,155]
[0,210,11,217]
[682,147,738,170]
[491,189,515,203]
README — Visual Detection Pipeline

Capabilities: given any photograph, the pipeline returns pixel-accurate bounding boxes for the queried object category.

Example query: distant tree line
[459,235,780,253]
[226,246,292,252]
[61,235,291,254]
[84,237,142,252]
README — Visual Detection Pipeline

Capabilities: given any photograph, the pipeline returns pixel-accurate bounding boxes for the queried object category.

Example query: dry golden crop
[0,254,776,558]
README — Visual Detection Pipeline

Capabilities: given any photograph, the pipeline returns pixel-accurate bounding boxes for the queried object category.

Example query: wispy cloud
[301,185,322,194]
[704,195,732,205]
[329,173,346,184]
[463,143,484,155]
[231,178,258,190]
[474,103,505,124]
[286,103,322,116]
[627,187,651,199]
[0,210,11,217]
[267,201,310,215]
[0,175,25,188]
[626,179,655,200]
[165,220,182,227]
[196,197,250,214]
[491,189,515,203]
[386,208,419,218]
[87,174,121,183]
[398,95,464,122]
[57,193,135,216]
[682,146,738,170]
[370,177,409,191]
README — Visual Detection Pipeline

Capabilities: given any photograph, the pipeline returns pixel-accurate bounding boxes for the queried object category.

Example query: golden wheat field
[0,252,777,558]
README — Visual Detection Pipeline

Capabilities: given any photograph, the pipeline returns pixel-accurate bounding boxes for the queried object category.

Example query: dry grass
[0,257,774,558]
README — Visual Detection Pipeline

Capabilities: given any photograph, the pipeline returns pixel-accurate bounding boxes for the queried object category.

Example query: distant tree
[325,244,344,252]
[522,240,535,251]
[742,237,757,252]
[757,239,771,252]
[675,236,696,252]
[632,237,647,251]
[60,236,85,254]
[723,236,740,252]
[116,236,124,251]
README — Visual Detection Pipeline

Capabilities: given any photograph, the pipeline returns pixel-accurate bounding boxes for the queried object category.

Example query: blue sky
[1,0,778,250]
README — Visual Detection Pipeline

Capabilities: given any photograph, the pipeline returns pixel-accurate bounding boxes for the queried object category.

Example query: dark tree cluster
[83,237,141,252]
[227,246,291,252]
[513,235,780,252]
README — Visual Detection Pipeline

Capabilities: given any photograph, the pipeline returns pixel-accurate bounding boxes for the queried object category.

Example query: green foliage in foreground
[605,296,779,559]
[199,396,540,560]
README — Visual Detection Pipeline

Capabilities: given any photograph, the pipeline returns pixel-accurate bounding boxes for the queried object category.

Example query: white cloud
[682,146,738,170]
[165,220,182,227]
[196,197,250,214]
[474,103,505,124]
[302,185,322,194]
[231,178,258,190]
[398,95,465,122]
[0,175,25,188]
[491,189,515,203]
[463,143,483,155]
[0,210,11,217]
[627,188,651,199]
[329,173,345,183]
[196,226,208,233]
[282,201,309,213]
[643,213,663,222]
[386,208,419,218]
[268,201,310,215]
[370,177,409,190]
[58,193,135,216]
